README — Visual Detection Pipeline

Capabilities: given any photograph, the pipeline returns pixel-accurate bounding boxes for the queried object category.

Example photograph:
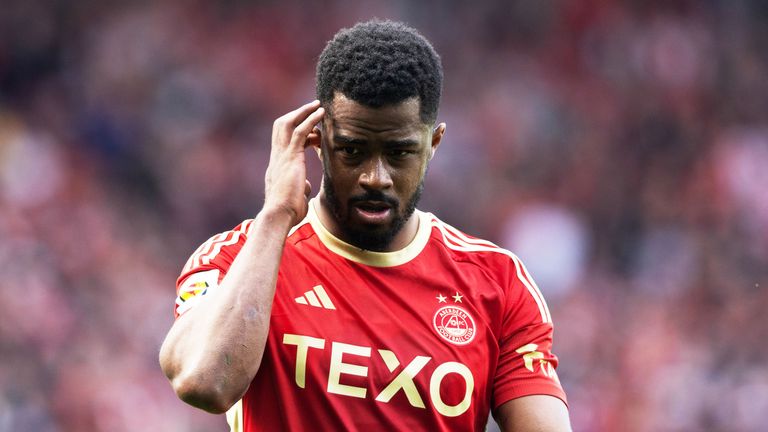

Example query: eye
[335,146,363,160]
[387,149,414,159]
[340,146,360,156]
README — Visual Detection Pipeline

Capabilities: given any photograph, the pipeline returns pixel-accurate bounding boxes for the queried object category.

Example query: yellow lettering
[328,342,371,398]
[282,333,480,418]
[375,350,430,408]
[515,343,544,372]
[429,362,474,417]
[377,349,399,372]
[282,334,325,388]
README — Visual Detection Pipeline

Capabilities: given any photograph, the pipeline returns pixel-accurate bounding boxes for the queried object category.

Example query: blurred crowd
[1,0,767,430]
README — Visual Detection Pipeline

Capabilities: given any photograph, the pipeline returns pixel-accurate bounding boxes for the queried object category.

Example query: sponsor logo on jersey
[433,305,476,346]
[294,285,336,310]
[283,334,475,417]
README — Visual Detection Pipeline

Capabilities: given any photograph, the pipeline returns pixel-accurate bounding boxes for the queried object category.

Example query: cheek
[326,163,356,193]
[323,154,344,179]
[401,162,428,188]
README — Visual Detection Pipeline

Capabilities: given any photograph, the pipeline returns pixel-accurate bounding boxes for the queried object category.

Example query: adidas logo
[294,285,336,310]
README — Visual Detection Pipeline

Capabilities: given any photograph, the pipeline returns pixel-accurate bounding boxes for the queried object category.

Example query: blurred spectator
[1,0,766,431]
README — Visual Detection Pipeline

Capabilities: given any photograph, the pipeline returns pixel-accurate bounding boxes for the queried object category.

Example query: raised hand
[264,100,325,225]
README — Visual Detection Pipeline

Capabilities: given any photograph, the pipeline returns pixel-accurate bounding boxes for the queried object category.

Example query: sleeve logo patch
[175,269,220,315]
[179,281,209,301]
[515,343,560,382]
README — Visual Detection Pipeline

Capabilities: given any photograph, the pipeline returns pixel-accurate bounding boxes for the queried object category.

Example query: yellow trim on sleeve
[225,399,243,432]
[308,198,431,267]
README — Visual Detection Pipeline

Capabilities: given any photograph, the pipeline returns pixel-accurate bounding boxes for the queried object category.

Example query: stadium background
[1,0,767,430]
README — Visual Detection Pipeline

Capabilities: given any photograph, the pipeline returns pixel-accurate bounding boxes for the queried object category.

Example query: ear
[429,122,446,161]
[309,126,322,159]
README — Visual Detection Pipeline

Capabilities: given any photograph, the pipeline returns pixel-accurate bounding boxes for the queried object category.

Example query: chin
[341,222,399,251]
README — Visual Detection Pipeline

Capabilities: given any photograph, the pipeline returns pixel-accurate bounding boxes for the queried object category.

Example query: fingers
[272,100,320,136]
[272,100,325,150]
[291,107,324,150]
[272,100,318,144]
[305,131,321,150]
[284,99,321,126]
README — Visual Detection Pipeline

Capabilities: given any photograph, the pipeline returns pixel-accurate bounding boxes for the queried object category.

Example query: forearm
[159,206,294,413]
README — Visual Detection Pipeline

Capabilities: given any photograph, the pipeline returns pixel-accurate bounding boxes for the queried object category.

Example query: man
[160,20,570,431]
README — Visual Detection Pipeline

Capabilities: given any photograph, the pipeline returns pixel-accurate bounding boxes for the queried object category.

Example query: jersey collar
[307,198,431,267]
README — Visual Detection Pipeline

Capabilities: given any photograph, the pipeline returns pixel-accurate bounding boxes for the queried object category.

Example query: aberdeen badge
[433,305,476,345]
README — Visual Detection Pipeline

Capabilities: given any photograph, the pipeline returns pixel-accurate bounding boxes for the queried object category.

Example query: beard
[322,169,423,252]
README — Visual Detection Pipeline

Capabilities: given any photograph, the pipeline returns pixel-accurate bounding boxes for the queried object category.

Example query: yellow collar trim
[308,198,431,267]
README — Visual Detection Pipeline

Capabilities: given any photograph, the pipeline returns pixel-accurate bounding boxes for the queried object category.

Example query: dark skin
[315,93,445,251]
[160,95,570,431]
[315,95,570,430]
[159,100,326,414]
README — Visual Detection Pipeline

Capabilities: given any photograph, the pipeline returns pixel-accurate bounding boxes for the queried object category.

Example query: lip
[353,201,392,224]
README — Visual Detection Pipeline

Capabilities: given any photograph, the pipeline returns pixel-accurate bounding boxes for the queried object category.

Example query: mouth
[352,200,393,224]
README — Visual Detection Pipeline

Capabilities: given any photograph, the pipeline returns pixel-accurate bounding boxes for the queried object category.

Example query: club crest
[433,305,476,345]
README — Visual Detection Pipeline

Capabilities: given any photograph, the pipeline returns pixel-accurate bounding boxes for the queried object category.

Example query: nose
[359,156,393,191]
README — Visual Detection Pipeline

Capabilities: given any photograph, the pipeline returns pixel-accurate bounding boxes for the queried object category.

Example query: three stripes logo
[294,285,336,310]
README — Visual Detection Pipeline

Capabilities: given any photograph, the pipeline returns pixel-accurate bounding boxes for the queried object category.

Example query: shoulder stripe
[194,232,232,269]
[182,220,254,273]
[183,232,225,273]
[202,231,243,265]
[431,219,552,323]
[240,219,253,235]
[182,216,307,276]
[509,254,552,323]
[439,221,499,248]
[183,241,210,273]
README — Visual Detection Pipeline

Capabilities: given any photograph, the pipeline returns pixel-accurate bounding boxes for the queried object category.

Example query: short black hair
[316,19,443,124]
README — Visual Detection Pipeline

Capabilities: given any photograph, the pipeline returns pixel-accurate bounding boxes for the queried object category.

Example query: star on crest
[436,293,447,303]
[453,292,463,303]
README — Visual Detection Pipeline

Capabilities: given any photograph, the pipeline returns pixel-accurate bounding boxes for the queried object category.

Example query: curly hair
[316,19,443,124]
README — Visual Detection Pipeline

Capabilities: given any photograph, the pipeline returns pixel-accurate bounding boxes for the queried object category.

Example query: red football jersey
[174,200,566,431]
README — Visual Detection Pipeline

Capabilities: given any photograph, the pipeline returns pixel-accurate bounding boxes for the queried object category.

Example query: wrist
[258,204,301,231]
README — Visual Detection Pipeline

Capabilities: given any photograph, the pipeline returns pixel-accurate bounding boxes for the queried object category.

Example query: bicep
[493,395,571,432]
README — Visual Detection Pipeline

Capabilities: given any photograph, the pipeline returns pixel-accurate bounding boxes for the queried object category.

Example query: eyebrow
[334,134,420,147]
[384,138,420,147]
[333,135,367,145]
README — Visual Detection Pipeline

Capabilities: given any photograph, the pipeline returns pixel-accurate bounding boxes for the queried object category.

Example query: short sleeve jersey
[174,200,566,431]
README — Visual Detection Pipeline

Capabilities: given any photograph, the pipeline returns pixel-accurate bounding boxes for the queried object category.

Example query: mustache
[349,190,399,207]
